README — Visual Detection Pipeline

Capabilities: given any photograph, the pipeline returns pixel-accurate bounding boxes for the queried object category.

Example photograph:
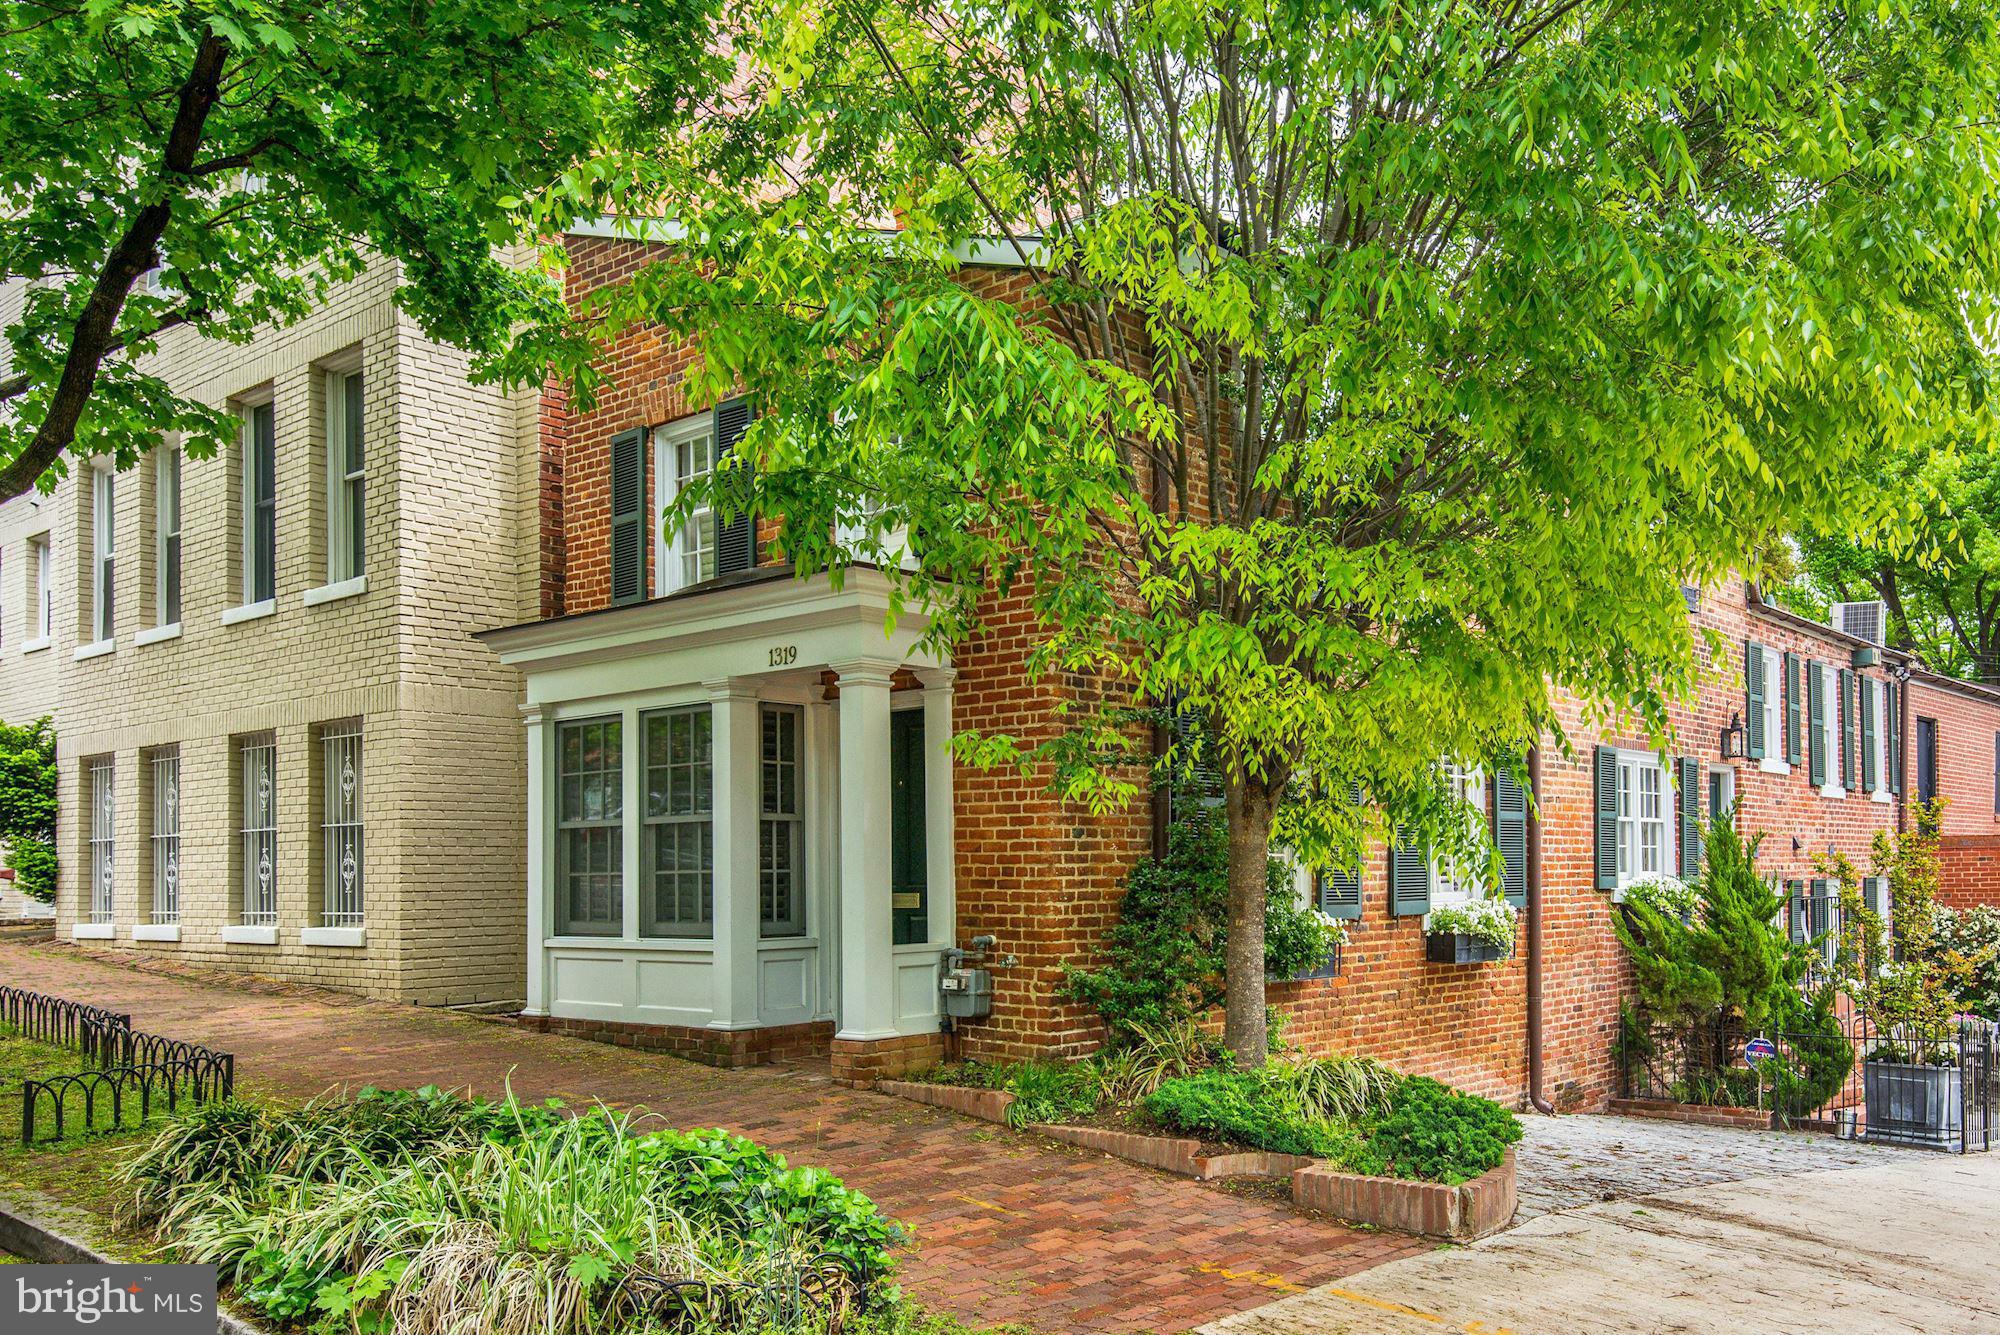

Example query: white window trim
[239,398,276,608]
[1609,746,1676,896]
[1817,663,1845,798]
[1871,683,1892,800]
[155,447,180,629]
[303,575,368,607]
[653,416,718,596]
[1428,762,1490,910]
[1758,646,1789,774]
[90,463,115,644]
[301,925,366,948]
[325,368,366,583]
[26,532,51,649]
[221,598,277,626]
[73,638,116,661]
[221,923,278,945]
[135,623,182,647]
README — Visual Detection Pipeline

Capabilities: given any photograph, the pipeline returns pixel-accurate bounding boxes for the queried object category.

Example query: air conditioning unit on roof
[1832,600,1887,646]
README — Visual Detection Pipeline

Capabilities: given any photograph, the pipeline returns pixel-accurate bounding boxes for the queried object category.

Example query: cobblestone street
[1513,1110,1900,1218]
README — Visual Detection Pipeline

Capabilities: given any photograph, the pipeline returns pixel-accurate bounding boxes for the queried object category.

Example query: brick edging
[871,1079,1515,1237]
[0,1188,272,1335]
[1608,1097,1775,1130]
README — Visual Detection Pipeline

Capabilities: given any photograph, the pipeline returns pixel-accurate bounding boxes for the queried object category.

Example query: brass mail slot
[892,892,922,910]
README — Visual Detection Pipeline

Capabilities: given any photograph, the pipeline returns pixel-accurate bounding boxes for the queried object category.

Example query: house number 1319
[768,645,798,667]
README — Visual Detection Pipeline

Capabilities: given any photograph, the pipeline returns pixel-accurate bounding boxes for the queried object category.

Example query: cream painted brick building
[12,260,537,1003]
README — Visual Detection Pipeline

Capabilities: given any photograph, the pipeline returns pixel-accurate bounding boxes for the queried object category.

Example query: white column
[919,668,957,953]
[522,704,549,1016]
[834,660,899,1040]
[709,681,762,1029]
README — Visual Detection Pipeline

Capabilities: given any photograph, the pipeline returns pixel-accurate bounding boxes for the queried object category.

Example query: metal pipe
[1525,744,1556,1115]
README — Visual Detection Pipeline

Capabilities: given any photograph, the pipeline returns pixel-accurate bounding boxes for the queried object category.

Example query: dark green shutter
[1863,875,1882,917]
[1787,880,1807,944]
[1389,834,1431,916]
[1676,756,1702,880]
[1860,676,1878,792]
[714,398,758,575]
[1745,642,1766,760]
[608,427,648,605]
[1840,669,1856,789]
[1807,661,1826,786]
[1809,878,1830,942]
[1783,652,1802,764]
[1593,745,1618,891]
[1495,766,1528,909]
[1886,680,1902,795]
[1318,783,1363,920]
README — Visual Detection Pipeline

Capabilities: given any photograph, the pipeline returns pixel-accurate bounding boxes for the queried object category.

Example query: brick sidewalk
[0,941,1426,1333]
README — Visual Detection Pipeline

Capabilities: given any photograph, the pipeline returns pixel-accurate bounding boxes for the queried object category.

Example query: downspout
[1525,745,1556,1115]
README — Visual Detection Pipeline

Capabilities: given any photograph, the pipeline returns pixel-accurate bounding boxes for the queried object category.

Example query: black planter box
[1863,1058,1961,1149]
[1282,939,1344,982]
[1425,932,1508,965]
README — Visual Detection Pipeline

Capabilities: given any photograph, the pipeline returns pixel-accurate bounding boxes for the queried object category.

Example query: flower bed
[889,1038,1521,1239]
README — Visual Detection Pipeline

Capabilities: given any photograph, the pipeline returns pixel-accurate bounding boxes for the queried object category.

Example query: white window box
[21,637,49,654]
[134,622,182,647]
[71,922,115,940]
[132,922,181,942]
[303,575,367,607]
[221,923,278,945]
[301,925,366,948]
[72,638,115,661]
[1820,784,1846,800]
[221,599,277,626]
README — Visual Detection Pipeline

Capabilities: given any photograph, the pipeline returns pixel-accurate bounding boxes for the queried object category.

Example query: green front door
[890,708,928,946]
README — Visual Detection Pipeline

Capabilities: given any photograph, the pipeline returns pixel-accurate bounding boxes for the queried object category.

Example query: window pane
[555,717,623,936]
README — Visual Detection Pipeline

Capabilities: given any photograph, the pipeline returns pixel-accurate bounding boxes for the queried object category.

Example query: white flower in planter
[1621,875,1698,918]
[1423,896,1519,951]
[1311,907,1351,947]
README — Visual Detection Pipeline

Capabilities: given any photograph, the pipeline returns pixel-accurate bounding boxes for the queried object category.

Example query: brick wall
[544,236,2000,1104]
[37,261,533,1004]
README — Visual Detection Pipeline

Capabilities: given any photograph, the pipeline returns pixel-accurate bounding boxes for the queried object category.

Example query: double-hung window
[241,401,276,605]
[149,748,180,924]
[326,370,365,582]
[1613,749,1672,889]
[654,417,718,593]
[237,734,278,925]
[1760,646,1784,769]
[760,706,805,937]
[641,705,713,937]
[155,449,181,626]
[555,717,623,936]
[88,757,115,924]
[30,535,51,643]
[91,466,115,642]
[1817,663,1841,793]
[320,722,364,926]
[1427,762,1489,907]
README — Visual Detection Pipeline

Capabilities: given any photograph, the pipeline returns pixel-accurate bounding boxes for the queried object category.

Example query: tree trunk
[1223,778,1273,1068]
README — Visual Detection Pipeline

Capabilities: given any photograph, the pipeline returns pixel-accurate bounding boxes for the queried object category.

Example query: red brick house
[481,224,2000,1098]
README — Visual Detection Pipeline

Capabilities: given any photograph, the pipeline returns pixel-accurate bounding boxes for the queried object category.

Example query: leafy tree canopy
[0,717,58,901]
[0,0,721,498]
[1780,429,2000,684]
[558,0,2000,1060]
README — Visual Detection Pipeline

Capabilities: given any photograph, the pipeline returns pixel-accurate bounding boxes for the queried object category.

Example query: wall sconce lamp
[1719,712,1746,761]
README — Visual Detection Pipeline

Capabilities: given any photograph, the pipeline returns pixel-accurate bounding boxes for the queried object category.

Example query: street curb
[0,1187,271,1335]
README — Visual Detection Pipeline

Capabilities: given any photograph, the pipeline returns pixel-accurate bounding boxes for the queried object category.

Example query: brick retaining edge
[1608,1097,1775,1131]
[1292,1149,1517,1241]
[0,1187,271,1335]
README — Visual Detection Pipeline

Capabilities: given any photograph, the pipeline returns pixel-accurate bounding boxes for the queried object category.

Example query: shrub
[1936,904,2000,1020]
[0,717,58,902]
[1140,1069,1361,1159]
[1060,803,1334,1042]
[129,1092,903,1335]
[1359,1077,1522,1185]
[1261,1054,1401,1122]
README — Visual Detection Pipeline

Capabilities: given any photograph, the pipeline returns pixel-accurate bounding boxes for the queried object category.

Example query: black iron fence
[1619,1010,1997,1152]
[3,986,234,1145]
[0,984,130,1051]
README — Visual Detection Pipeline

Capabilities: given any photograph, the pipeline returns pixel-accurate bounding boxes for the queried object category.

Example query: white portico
[479,567,955,1063]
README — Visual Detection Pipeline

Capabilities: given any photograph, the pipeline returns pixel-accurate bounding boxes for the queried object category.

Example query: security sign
[1744,1036,1778,1067]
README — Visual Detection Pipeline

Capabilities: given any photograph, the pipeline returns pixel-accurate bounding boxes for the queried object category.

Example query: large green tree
[562,0,2000,1063]
[1783,434,2000,683]
[0,0,718,498]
